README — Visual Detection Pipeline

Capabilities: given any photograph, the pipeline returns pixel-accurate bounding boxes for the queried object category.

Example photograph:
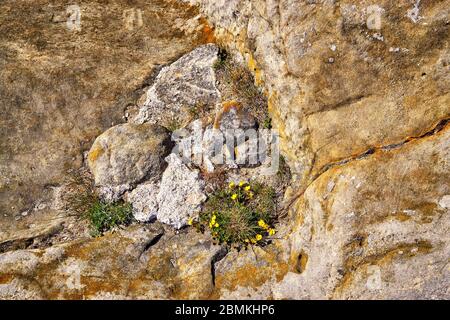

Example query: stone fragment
[87,123,172,200]
[156,154,207,229]
[134,44,221,128]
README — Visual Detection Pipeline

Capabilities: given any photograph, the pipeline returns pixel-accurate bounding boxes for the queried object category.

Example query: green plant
[86,200,133,237]
[262,116,272,129]
[192,181,277,248]
[214,50,269,126]
[213,47,228,70]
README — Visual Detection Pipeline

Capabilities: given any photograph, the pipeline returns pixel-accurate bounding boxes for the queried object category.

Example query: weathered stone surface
[0,0,214,241]
[123,153,207,226]
[124,182,160,222]
[281,125,450,299]
[87,123,172,200]
[0,224,224,299]
[157,154,207,229]
[2,0,449,301]
[184,0,450,299]
[134,44,221,128]
[212,244,288,299]
[193,0,450,182]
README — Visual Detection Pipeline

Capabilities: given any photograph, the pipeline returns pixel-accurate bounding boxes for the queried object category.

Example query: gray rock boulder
[133,44,221,129]
[87,123,172,200]
[156,154,207,229]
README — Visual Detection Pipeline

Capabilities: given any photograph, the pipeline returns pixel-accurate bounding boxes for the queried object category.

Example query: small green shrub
[262,116,272,129]
[192,181,277,248]
[87,200,133,237]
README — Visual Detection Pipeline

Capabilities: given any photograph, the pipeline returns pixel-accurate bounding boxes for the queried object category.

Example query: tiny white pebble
[328,57,335,63]
[330,44,337,51]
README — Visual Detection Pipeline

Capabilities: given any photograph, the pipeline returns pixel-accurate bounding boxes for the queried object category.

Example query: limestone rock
[134,44,221,128]
[0,0,213,230]
[0,224,224,299]
[87,123,172,200]
[156,154,207,229]
[189,0,450,299]
[124,153,207,226]
[278,125,450,299]
[124,182,160,222]
[193,0,450,179]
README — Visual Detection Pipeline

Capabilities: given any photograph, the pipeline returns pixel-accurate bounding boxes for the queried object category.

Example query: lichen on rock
[133,43,221,128]
[87,123,173,200]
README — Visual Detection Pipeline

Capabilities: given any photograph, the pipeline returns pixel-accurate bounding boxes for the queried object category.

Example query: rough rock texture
[0,224,225,299]
[134,43,221,128]
[186,0,450,299]
[2,0,449,301]
[87,123,172,200]
[124,182,160,222]
[213,101,257,131]
[124,154,207,226]
[192,0,450,181]
[279,124,450,299]
[157,154,207,228]
[0,0,214,248]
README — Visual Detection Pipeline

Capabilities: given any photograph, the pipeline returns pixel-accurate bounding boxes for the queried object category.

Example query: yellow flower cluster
[245,234,263,244]
[229,181,254,200]
[209,214,219,229]
[258,219,276,236]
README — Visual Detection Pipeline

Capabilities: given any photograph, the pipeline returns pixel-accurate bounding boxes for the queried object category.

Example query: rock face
[87,123,172,200]
[192,0,450,180]
[124,182,160,222]
[213,100,257,131]
[134,43,221,128]
[0,0,214,248]
[186,0,450,299]
[0,224,225,299]
[1,0,449,301]
[279,126,450,299]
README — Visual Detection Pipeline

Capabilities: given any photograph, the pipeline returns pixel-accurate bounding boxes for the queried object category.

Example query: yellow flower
[231,194,238,200]
[268,228,276,236]
[258,219,266,227]
[188,218,193,226]
[250,238,257,244]
[228,182,235,189]
[212,214,216,221]
[244,185,251,191]
[248,192,254,199]
[244,239,250,243]
[255,234,263,241]
[214,223,219,228]
[239,181,245,187]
